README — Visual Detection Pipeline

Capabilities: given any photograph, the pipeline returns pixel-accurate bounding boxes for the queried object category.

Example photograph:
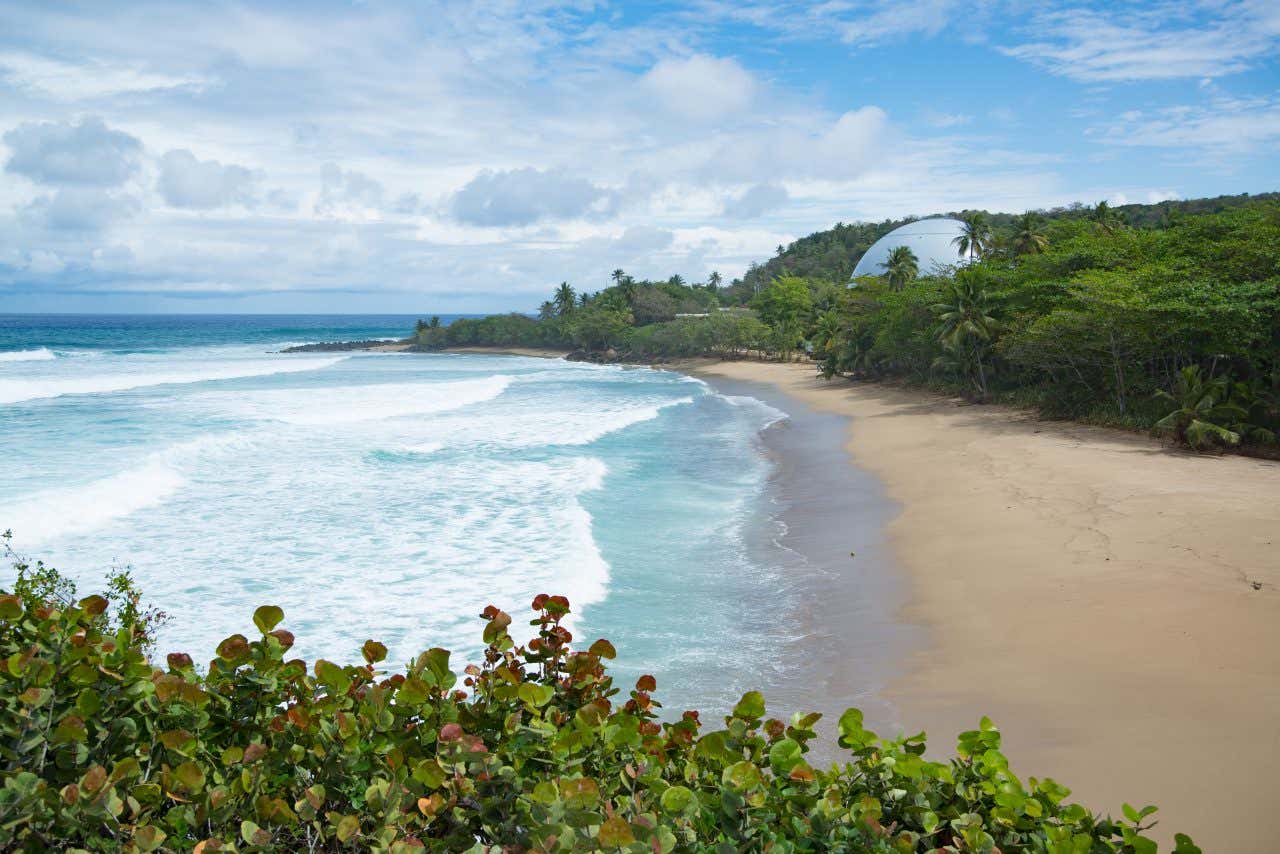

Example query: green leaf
[252,605,284,634]
[732,691,766,720]
[660,785,694,815]
[768,738,804,775]
[315,659,351,696]
[518,682,555,708]
[722,761,763,790]
[133,825,166,852]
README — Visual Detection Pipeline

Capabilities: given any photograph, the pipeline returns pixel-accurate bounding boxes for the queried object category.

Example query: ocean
[0,313,857,715]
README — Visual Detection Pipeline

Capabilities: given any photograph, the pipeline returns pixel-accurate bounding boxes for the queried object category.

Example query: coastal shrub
[0,555,1197,852]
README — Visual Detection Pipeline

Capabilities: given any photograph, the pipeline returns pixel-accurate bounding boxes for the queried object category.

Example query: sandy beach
[685,358,1279,852]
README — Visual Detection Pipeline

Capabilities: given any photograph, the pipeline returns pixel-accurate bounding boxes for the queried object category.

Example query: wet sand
[686,359,1280,853]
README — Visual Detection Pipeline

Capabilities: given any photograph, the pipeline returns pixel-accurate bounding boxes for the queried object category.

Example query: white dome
[850,218,969,280]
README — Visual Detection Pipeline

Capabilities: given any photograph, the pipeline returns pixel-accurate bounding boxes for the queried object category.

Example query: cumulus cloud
[450,167,621,227]
[722,183,789,219]
[316,164,387,217]
[640,54,757,122]
[4,116,141,186]
[704,107,889,181]
[159,149,257,209]
[22,188,139,231]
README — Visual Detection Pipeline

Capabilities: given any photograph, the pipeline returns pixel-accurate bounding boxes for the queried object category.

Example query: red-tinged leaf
[439,723,463,742]
[589,638,617,659]
[636,674,656,692]
[362,639,388,664]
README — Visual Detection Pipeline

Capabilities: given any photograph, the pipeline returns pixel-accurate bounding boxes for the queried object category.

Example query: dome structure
[850,217,969,282]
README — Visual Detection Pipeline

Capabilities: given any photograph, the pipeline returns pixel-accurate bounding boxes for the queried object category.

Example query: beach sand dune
[689,359,1280,853]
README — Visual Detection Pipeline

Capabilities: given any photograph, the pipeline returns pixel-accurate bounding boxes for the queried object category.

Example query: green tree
[1011,212,1049,255]
[752,276,813,361]
[707,270,722,293]
[537,300,556,321]
[932,270,999,399]
[553,281,577,317]
[881,245,918,291]
[611,268,626,286]
[952,212,993,261]
[1090,200,1124,234]
[1154,366,1245,450]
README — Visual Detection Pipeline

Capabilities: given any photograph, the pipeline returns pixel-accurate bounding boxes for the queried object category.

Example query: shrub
[0,567,1196,852]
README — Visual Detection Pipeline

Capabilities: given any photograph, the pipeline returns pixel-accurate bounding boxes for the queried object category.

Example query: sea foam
[0,356,346,405]
[0,347,57,362]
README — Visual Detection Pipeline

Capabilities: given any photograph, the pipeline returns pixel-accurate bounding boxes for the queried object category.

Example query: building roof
[850,217,969,281]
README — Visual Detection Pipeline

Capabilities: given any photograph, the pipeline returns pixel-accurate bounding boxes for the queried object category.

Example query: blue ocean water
[0,314,800,713]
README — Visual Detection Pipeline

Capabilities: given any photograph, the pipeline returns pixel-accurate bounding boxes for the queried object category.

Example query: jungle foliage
[0,541,1197,852]
[815,202,1280,453]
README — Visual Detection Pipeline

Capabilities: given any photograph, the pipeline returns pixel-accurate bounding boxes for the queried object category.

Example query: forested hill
[728,191,1280,301]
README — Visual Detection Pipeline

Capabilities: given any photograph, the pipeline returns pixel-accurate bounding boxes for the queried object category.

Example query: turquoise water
[0,315,799,713]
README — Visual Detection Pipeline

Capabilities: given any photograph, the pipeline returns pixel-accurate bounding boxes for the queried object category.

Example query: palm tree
[932,271,999,399]
[1154,366,1245,450]
[707,271,722,293]
[881,245,918,290]
[951,212,992,261]
[537,301,556,321]
[1011,212,1048,255]
[668,274,685,287]
[577,292,591,308]
[611,269,626,286]
[1090,201,1123,234]
[553,282,576,317]
[811,310,842,356]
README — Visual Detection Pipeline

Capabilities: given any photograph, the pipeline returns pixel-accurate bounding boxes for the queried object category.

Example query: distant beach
[686,358,1280,854]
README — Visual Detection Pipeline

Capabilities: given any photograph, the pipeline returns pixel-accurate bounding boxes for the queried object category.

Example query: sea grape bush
[0,582,1198,853]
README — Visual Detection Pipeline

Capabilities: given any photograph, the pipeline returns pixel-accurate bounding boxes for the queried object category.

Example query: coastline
[685,359,1280,853]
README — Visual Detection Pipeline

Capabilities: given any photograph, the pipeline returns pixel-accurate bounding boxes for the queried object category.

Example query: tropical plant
[932,271,1000,399]
[1091,200,1124,234]
[952,211,992,261]
[1011,211,1049,255]
[611,268,626,286]
[538,300,557,321]
[751,276,813,361]
[0,551,1197,852]
[707,270,722,292]
[554,282,577,317]
[1154,366,1246,450]
[881,245,919,290]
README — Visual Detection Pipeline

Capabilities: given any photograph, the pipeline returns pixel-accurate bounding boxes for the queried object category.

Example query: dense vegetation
[815,202,1280,453]
[0,538,1196,852]
[410,194,1280,454]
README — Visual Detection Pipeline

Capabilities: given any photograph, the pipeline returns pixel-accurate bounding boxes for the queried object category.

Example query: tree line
[412,194,1279,453]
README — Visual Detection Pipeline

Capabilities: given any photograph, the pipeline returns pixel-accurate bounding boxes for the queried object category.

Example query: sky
[0,1,1277,314]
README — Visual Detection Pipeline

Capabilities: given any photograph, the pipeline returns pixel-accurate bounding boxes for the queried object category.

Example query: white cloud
[722,183,789,219]
[1002,3,1280,82]
[4,116,142,186]
[316,164,387,218]
[0,51,208,100]
[159,150,257,209]
[1090,96,1280,153]
[22,187,139,231]
[640,54,757,121]
[450,168,622,227]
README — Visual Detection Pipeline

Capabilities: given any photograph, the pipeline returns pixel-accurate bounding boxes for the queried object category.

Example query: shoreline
[686,359,1279,853]
[694,373,923,743]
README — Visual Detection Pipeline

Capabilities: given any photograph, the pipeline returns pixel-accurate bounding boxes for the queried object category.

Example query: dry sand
[686,359,1280,853]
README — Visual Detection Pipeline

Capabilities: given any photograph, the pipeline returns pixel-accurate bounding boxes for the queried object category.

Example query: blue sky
[1,0,1277,313]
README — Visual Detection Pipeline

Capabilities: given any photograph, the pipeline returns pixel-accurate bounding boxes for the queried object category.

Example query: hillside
[726,191,1280,302]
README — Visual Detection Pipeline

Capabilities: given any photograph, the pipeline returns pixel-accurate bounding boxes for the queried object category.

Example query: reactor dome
[850,217,969,281]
